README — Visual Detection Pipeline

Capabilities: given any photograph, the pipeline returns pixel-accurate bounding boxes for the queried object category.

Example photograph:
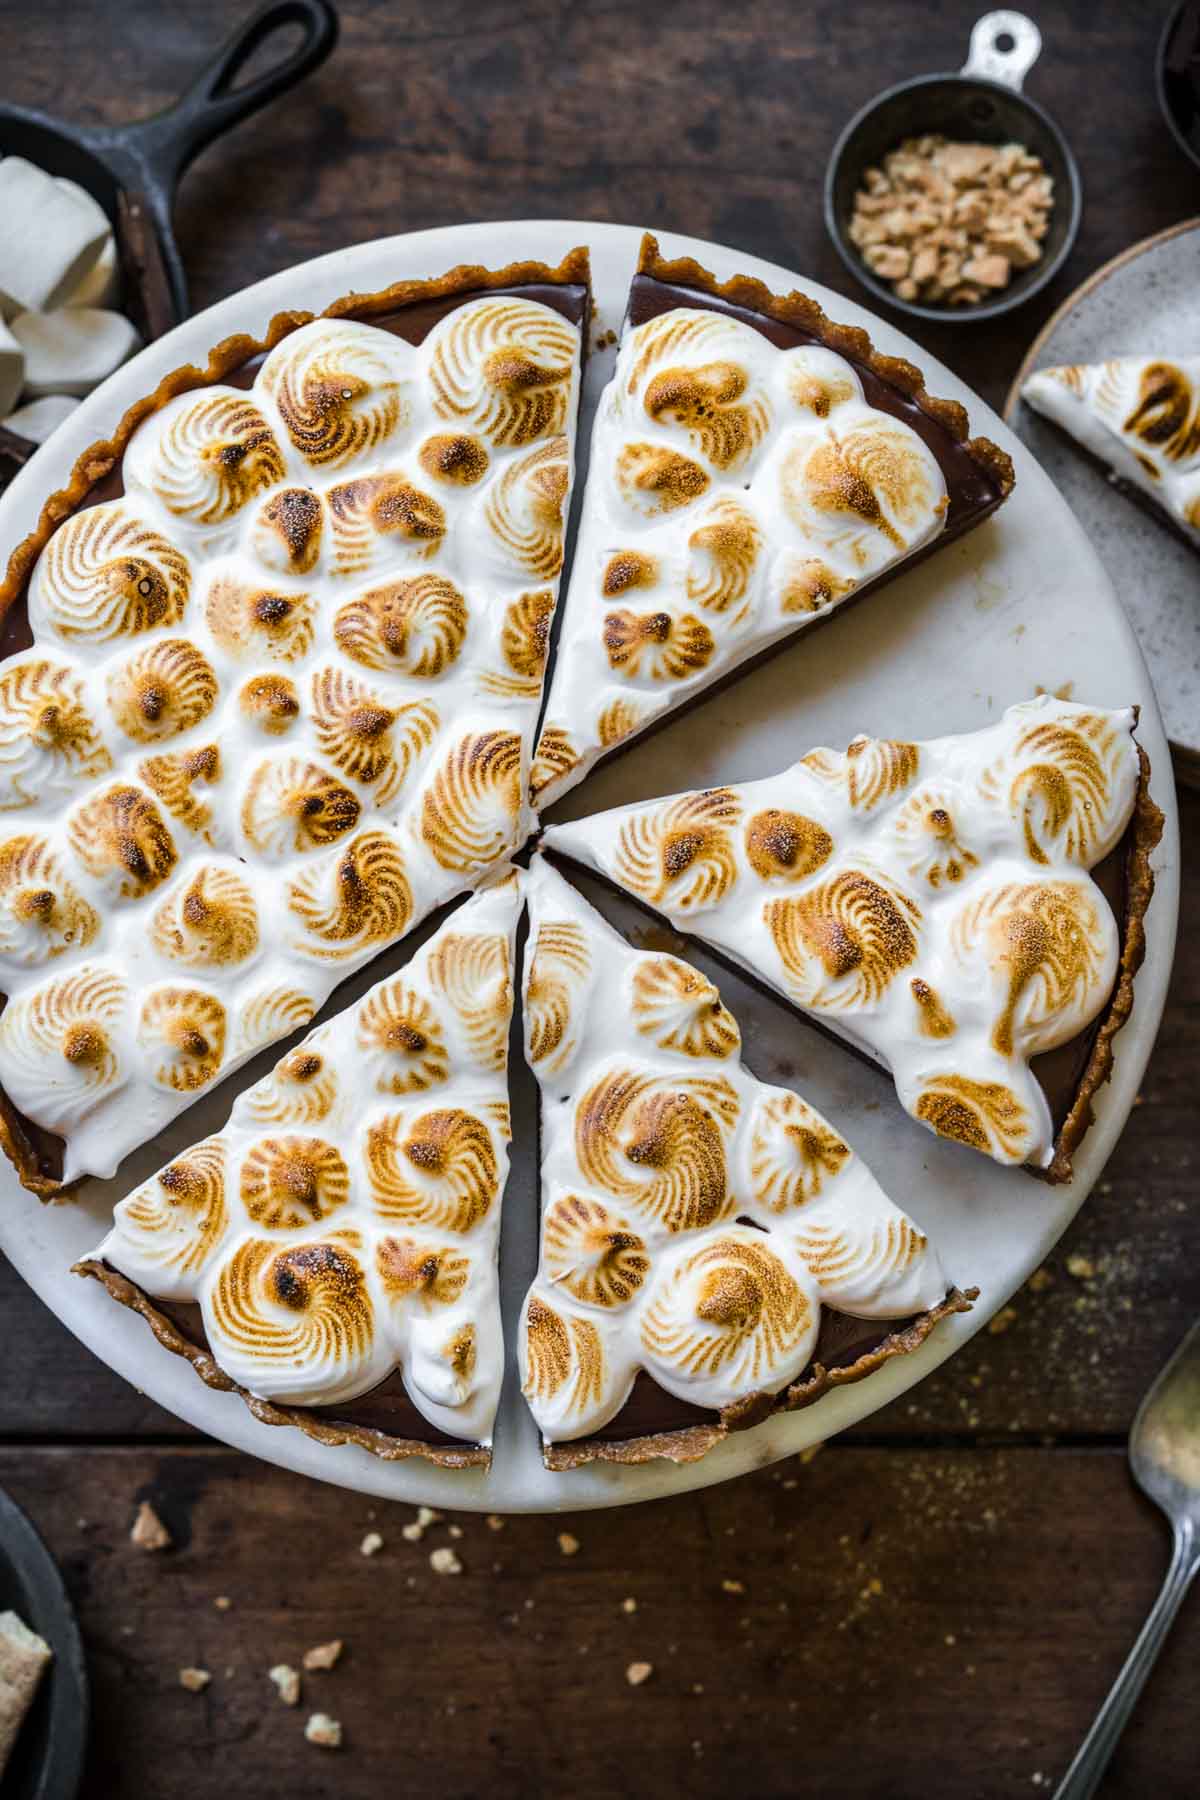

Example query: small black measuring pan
[825,10,1082,325]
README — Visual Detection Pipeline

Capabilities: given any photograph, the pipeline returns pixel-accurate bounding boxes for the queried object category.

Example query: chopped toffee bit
[269,1664,301,1706]
[304,1712,343,1749]
[850,135,1053,308]
[302,1639,344,1672]
[178,1667,211,1692]
[130,1500,172,1551]
[430,1546,462,1576]
[625,1660,653,1687]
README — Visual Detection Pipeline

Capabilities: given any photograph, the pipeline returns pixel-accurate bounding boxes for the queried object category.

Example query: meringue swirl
[31,502,190,643]
[764,868,921,1010]
[128,390,285,527]
[356,980,449,1093]
[602,607,715,682]
[327,473,446,575]
[137,985,227,1091]
[0,964,127,1129]
[107,639,218,744]
[574,1067,736,1233]
[311,668,436,805]
[525,917,591,1073]
[542,1193,650,1310]
[239,1135,352,1230]
[482,437,568,578]
[333,575,469,677]
[138,745,221,843]
[287,829,412,960]
[427,297,576,446]
[241,757,360,857]
[0,833,99,967]
[261,319,411,467]
[630,955,740,1059]
[239,1045,338,1126]
[366,1107,499,1232]
[204,577,315,663]
[68,784,177,899]
[105,1138,228,1288]
[613,788,740,911]
[418,729,523,872]
[426,929,512,1072]
[749,1091,850,1211]
[150,864,260,968]
[0,658,111,810]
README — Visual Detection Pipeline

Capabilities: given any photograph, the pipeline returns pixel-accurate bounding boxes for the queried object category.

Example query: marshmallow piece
[55,179,120,309]
[0,320,23,417]
[11,307,140,398]
[0,158,110,315]
[2,394,81,444]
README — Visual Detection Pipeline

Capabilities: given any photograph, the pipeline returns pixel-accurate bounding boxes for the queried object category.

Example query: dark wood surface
[1,3,1198,1794]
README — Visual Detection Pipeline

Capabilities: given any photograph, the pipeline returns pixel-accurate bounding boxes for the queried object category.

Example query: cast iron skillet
[0,0,338,470]
[0,1485,88,1800]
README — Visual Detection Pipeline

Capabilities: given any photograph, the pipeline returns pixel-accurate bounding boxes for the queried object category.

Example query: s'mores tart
[74,872,519,1466]
[529,234,1013,808]
[545,698,1162,1181]
[0,250,590,1194]
[1021,357,1200,549]
[519,857,971,1467]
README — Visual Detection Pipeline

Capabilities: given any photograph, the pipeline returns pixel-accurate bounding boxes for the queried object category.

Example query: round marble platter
[1005,218,1200,785]
[0,222,1180,1514]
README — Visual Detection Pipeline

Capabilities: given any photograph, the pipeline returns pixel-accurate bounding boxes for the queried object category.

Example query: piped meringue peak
[518,857,955,1457]
[544,698,1149,1177]
[531,298,961,807]
[1022,357,1200,544]
[0,278,583,1188]
[84,872,519,1446]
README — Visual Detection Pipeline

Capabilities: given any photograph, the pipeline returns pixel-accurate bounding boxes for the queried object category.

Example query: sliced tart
[529,232,1014,808]
[1021,358,1200,549]
[0,250,590,1193]
[74,871,519,1466]
[518,855,972,1469]
[543,698,1162,1181]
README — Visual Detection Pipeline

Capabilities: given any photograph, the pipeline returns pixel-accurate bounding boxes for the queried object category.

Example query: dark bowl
[0,1488,88,1799]
[1158,2,1200,171]
[825,72,1083,325]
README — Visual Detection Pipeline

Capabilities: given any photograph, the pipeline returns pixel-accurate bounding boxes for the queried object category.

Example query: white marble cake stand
[0,221,1180,1513]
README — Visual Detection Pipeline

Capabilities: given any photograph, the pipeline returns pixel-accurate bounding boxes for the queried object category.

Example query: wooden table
[1,3,1198,1793]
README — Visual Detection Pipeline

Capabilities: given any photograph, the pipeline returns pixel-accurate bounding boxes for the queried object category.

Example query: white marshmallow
[10,306,141,398]
[55,179,120,309]
[0,319,24,416]
[2,394,80,444]
[0,157,110,316]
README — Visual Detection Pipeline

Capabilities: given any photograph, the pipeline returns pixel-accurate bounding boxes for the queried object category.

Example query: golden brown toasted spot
[262,488,323,571]
[61,1022,107,1066]
[602,551,658,597]
[745,809,833,882]
[910,977,956,1038]
[239,674,301,732]
[418,433,490,485]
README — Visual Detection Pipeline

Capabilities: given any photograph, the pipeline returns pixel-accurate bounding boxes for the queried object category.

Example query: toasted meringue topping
[686,498,762,615]
[427,297,577,446]
[0,833,99,967]
[287,829,413,960]
[1022,356,1200,540]
[150,863,259,968]
[30,502,191,644]
[630,955,740,1059]
[0,963,127,1129]
[205,577,315,663]
[520,859,957,1443]
[366,1107,499,1232]
[614,442,710,517]
[356,979,449,1093]
[241,757,360,857]
[7,289,580,1175]
[524,916,591,1073]
[239,1134,351,1228]
[125,389,285,529]
[238,1044,338,1126]
[105,1139,229,1293]
[376,1233,471,1307]
[138,984,227,1091]
[544,696,1141,1172]
[107,639,218,744]
[602,607,715,681]
[0,658,111,810]
[333,575,468,677]
[260,318,413,468]
[426,928,512,1072]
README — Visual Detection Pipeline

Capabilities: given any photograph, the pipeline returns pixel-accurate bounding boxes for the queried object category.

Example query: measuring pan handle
[124,0,338,191]
[961,10,1043,91]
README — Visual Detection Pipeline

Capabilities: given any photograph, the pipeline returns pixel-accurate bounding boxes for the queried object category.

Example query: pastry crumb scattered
[178,1667,210,1692]
[213,1595,232,1611]
[430,1546,462,1576]
[305,1711,343,1749]
[360,1531,384,1557]
[625,1660,653,1687]
[721,1578,745,1595]
[302,1639,343,1672]
[988,1305,1019,1335]
[269,1664,301,1706]
[486,1514,505,1531]
[130,1500,172,1551]
[557,1532,580,1557]
[1028,1266,1054,1293]
[1066,1253,1096,1281]
[799,1442,824,1464]
[621,1597,637,1614]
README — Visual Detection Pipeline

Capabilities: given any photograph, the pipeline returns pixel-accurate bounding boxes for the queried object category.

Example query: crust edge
[543,1285,977,1470]
[635,233,1015,499]
[0,247,592,1203]
[72,1259,491,1468]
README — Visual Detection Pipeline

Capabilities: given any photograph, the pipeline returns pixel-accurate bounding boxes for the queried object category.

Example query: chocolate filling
[0,277,590,1189]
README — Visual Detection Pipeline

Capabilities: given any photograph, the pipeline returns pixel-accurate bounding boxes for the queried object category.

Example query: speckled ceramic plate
[0,222,1180,1512]
[1006,218,1200,784]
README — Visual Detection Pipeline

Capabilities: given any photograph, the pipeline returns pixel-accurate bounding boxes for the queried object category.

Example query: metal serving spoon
[1055,1319,1200,1799]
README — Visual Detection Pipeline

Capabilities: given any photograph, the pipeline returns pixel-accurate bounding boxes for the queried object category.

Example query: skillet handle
[129,0,338,188]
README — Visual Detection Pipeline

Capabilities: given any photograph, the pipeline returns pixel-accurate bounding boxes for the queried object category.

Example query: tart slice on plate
[1021,358,1200,548]
[74,871,519,1467]
[544,697,1163,1181]
[518,855,973,1469]
[529,232,1014,808]
[0,249,590,1194]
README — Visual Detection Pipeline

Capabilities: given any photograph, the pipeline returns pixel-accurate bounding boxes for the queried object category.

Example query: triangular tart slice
[1021,357,1200,549]
[74,871,519,1467]
[544,697,1162,1181]
[529,233,1013,808]
[0,250,590,1194]
[518,855,971,1469]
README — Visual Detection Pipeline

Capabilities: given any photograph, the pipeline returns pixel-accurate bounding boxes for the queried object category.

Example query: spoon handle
[1055,1520,1199,1800]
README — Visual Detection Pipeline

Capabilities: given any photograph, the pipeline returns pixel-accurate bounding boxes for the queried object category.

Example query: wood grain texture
[0,1,1196,1794]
